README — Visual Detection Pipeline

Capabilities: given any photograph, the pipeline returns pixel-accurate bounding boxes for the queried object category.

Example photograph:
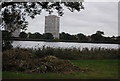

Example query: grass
[31,47,119,59]
[3,47,119,60]
[3,59,120,79]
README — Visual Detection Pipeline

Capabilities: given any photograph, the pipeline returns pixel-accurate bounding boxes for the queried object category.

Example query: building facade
[45,15,60,39]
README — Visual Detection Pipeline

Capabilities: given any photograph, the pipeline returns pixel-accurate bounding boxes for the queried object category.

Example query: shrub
[2,49,81,73]
[32,47,119,60]
[2,48,35,71]
[35,56,80,73]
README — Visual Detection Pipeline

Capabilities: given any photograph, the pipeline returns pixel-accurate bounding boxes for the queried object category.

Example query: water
[12,41,119,49]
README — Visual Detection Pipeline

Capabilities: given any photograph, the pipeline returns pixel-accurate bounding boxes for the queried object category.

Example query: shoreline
[7,38,120,44]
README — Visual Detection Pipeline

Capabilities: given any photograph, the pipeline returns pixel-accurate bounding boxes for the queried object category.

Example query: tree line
[2,30,120,43]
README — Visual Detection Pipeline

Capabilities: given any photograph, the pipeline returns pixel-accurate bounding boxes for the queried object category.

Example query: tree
[33,32,43,39]
[19,32,28,38]
[91,34,101,41]
[43,33,53,39]
[60,32,74,40]
[28,32,43,39]
[28,32,35,39]
[1,5,28,32]
[1,2,84,32]
[77,33,87,41]
[91,31,104,41]
[2,30,12,39]
[71,35,77,40]
[116,36,120,43]
[96,31,104,36]
[2,30,13,51]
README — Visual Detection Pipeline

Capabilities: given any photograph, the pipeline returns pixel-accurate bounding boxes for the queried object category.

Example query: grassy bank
[3,59,119,79]
[2,47,120,79]
[3,47,120,60]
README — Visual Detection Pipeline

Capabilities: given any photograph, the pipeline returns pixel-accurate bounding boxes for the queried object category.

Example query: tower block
[45,15,60,39]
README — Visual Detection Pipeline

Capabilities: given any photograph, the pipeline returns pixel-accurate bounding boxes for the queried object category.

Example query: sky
[26,1,118,37]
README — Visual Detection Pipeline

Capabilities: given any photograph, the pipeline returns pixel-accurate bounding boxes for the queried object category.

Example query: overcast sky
[26,2,118,37]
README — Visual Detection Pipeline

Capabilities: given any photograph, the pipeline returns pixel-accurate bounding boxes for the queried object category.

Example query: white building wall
[45,15,60,39]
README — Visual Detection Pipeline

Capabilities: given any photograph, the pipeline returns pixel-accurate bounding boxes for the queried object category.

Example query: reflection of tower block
[45,15,60,39]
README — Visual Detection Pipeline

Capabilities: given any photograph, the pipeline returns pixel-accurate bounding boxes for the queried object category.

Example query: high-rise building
[45,15,60,39]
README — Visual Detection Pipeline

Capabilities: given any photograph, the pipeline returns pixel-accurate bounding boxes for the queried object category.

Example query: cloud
[26,2,118,36]
[85,0,119,2]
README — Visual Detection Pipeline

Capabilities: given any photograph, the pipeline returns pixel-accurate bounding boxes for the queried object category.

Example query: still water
[12,41,119,49]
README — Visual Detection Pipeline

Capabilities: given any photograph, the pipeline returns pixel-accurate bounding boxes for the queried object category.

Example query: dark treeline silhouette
[2,30,120,51]
[2,30,120,44]
[59,31,120,44]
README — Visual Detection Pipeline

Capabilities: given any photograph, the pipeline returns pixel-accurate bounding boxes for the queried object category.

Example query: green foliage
[115,36,120,42]
[60,32,76,40]
[2,30,13,51]
[2,2,84,16]
[1,2,84,33]
[2,30,12,39]
[2,29,120,44]
[2,48,35,72]
[53,38,59,41]
[28,32,43,39]
[96,31,104,35]
[2,47,119,78]
[1,6,28,32]
[19,32,28,38]
[91,31,105,41]
[58,31,119,43]
[43,33,53,39]
[91,34,103,41]
[3,59,119,79]
[30,47,119,60]
[38,56,80,73]
[2,48,80,73]
[2,40,13,51]
[77,33,88,41]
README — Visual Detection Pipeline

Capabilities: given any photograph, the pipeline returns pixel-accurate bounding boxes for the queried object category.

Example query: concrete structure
[45,15,60,39]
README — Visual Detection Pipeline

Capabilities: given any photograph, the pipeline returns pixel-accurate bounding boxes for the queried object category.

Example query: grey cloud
[26,2,118,36]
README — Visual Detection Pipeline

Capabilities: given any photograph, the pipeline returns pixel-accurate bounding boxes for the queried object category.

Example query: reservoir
[12,41,119,49]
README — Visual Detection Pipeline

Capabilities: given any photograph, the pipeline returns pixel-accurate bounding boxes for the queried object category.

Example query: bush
[3,47,119,73]
[2,49,80,73]
[2,48,35,71]
[32,47,119,60]
[35,56,80,73]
